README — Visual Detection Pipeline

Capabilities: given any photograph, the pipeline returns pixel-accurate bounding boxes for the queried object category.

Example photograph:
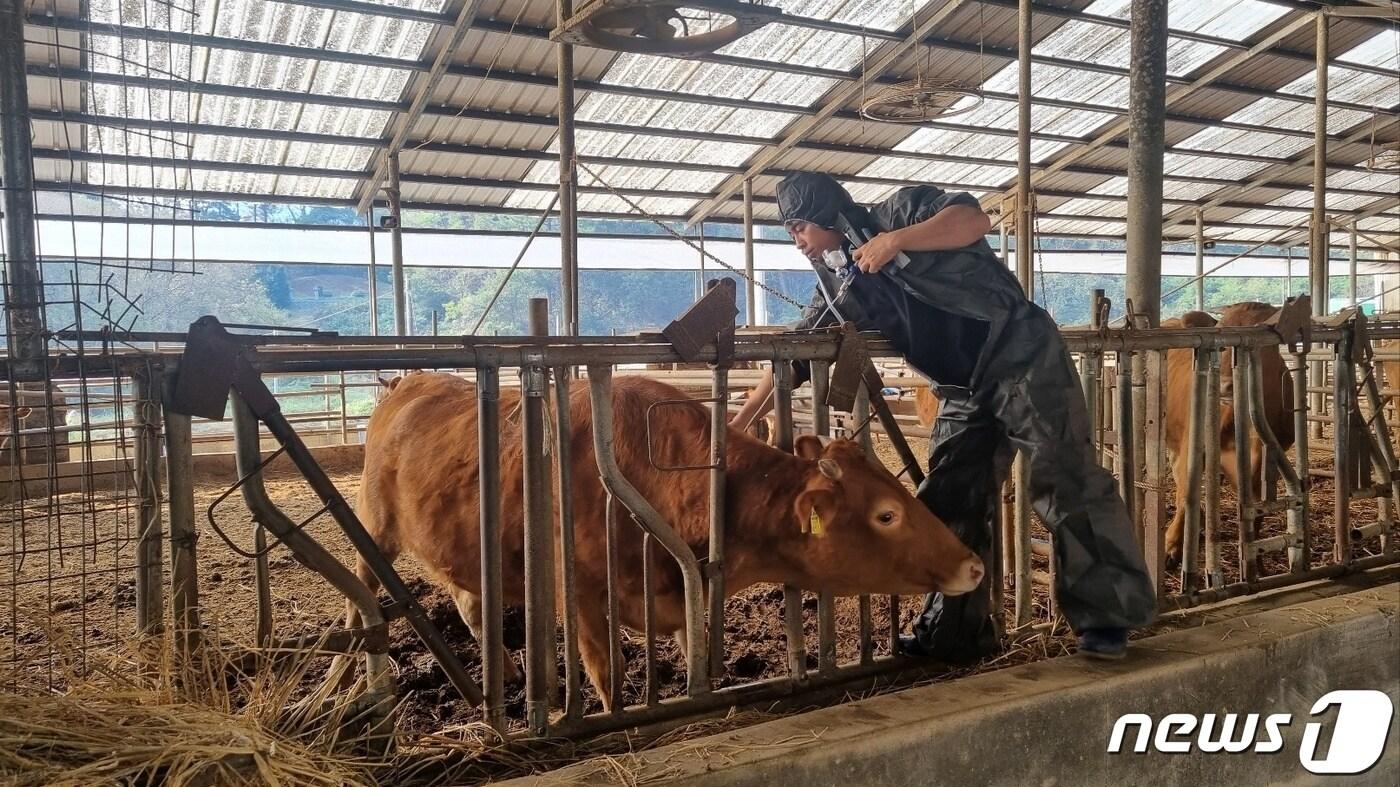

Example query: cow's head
[783,435,984,597]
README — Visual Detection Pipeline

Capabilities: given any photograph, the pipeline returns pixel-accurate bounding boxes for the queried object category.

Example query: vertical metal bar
[254,526,272,647]
[476,363,507,731]
[1195,210,1206,311]
[1333,328,1353,564]
[848,383,874,662]
[1203,350,1224,588]
[773,361,806,682]
[162,380,199,656]
[557,0,580,337]
[810,363,837,673]
[387,152,407,337]
[553,368,582,720]
[1181,348,1208,590]
[643,533,658,707]
[1289,348,1311,572]
[1012,452,1032,627]
[1116,351,1136,526]
[1348,224,1358,308]
[133,371,164,635]
[1310,12,1329,319]
[707,361,728,680]
[743,179,756,326]
[367,211,380,336]
[1016,0,1033,299]
[0,0,45,375]
[522,303,554,734]
[1233,349,1257,582]
[603,492,625,711]
[1143,351,1167,594]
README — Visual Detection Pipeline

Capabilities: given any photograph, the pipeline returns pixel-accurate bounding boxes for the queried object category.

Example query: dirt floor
[2,429,1394,740]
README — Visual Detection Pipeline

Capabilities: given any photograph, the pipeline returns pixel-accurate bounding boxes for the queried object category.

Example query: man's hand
[852,230,904,274]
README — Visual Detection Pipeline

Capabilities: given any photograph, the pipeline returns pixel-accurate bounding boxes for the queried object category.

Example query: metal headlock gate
[7,288,1398,743]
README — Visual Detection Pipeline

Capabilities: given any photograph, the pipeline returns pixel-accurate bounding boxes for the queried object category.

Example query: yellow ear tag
[808,509,824,536]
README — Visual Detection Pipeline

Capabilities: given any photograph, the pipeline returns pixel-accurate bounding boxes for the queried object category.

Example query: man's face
[785,220,844,262]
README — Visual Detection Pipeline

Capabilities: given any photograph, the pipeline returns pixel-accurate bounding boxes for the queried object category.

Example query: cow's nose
[942,555,986,596]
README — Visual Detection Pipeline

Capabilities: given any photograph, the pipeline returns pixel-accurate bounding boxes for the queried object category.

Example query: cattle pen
[2,1,1399,785]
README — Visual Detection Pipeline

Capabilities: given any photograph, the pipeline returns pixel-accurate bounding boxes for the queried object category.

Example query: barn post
[1127,0,1168,553]
[0,0,45,380]
[707,329,732,680]
[557,0,580,336]
[1194,210,1206,311]
[848,382,878,660]
[522,298,556,734]
[1233,349,1258,582]
[772,360,807,682]
[552,367,583,720]
[1180,348,1209,591]
[1289,344,1311,573]
[134,368,166,636]
[387,153,408,337]
[476,359,508,731]
[1310,12,1329,318]
[1348,223,1358,308]
[810,362,837,674]
[1333,323,1354,564]
[743,178,757,326]
[163,367,199,656]
[366,211,380,335]
[1011,0,1034,630]
[1203,350,1224,588]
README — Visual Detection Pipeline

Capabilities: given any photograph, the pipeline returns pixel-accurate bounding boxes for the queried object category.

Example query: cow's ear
[794,434,825,460]
[793,487,838,531]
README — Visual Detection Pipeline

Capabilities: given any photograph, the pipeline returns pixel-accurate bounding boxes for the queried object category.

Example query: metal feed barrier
[5,291,1398,745]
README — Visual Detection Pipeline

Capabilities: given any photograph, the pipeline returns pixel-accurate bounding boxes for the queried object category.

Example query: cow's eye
[875,511,896,526]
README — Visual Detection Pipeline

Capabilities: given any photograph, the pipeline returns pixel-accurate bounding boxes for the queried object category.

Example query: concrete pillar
[1310,12,1329,317]
[558,0,580,336]
[387,152,408,336]
[1125,0,1168,329]
[0,0,45,377]
[743,179,756,326]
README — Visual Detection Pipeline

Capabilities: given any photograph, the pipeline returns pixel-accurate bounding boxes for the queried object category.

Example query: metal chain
[575,161,809,310]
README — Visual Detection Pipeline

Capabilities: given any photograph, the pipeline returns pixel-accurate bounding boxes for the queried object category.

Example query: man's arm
[852,203,992,273]
[731,369,774,429]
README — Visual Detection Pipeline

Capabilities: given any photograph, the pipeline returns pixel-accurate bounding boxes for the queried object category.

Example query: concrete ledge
[508,583,1399,786]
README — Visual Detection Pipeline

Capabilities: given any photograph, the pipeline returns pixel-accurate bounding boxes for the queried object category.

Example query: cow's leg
[574,599,616,712]
[673,626,689,672]
[327,556,385,691]
[1165,449,1190,570]
[450,586,522,684]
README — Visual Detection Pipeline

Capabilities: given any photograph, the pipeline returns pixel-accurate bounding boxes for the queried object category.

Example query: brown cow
[914,385,941,429]
[1163,302,1294,566]
[351,372,982,707]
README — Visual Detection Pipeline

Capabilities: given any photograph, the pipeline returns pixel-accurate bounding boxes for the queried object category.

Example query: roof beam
[685,0,977,227]
[286,0,456,25]
[1162,114,1395,229]
[30,107,1390,190]
[981,10,1320,211]
[351,0,484,213]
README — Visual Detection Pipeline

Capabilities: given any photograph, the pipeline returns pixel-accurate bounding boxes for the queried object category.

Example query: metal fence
[3,301,1398,743]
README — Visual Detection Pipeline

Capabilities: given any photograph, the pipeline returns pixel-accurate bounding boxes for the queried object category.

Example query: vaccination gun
[832,205,914,273]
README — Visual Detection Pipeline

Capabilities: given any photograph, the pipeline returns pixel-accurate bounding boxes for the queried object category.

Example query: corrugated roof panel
[601,54,836,106]
[575,93,795,138]
[1278,65,1399,109]
[1336,28,1400,70]
[1084,176,1222,202]
[893,127,1073,164]
[1327,170,1400,194]
[1081,0,1290,42]
[523,160,728,194]
[1046,197,1127,219]
[1162,152,1271,180]
[1357,215,1400,234]
[1224,97,1372,136]
[857,157,1017,188]
[1032,19,1227,78]
[1037,218,1125,236]
[983,61,1131,109]
[1174,126,1312,158]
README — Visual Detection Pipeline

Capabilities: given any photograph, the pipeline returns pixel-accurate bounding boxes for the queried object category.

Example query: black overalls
[789,184,1156,655]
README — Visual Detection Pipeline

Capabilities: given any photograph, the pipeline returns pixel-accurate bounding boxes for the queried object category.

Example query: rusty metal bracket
[826,323,869,413]
[661,278,738,363]
[646,397,724,471]
[1268,295,1313,351]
